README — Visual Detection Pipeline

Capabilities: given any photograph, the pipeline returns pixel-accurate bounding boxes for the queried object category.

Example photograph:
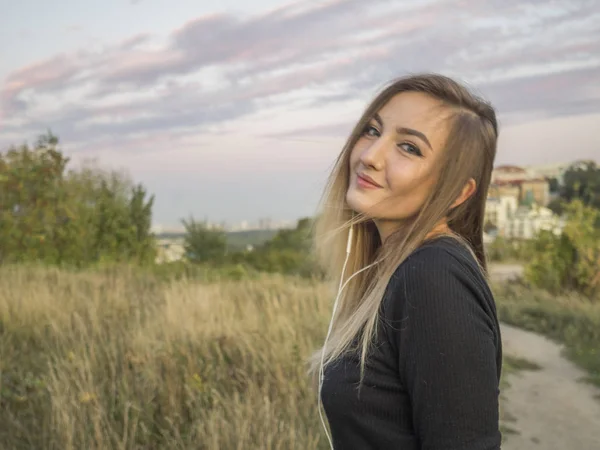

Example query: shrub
[524,200,600,299]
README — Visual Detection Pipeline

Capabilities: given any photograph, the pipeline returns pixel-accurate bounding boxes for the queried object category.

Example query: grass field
[0,266,331,450]
[493,280,600,388]
[0,265,597,449]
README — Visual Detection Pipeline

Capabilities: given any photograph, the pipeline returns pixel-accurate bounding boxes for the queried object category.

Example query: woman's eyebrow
[373,112,433,151]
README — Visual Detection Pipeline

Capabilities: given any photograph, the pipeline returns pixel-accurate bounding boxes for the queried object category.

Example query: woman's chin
[346,191,377,218]
[346,190,362,212]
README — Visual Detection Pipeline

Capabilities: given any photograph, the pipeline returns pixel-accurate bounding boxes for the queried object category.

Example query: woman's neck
[426,220,452,239]
[375,217,451,242]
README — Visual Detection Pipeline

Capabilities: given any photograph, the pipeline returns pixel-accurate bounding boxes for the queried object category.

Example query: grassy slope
[1,265,597,449]
[493,281,600,388]
[0,266,330,449]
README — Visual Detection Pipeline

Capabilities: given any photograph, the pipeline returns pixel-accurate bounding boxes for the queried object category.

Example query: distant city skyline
[1,0,599,227]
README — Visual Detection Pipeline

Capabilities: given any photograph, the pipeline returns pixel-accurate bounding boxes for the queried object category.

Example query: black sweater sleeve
[388,246,502,450]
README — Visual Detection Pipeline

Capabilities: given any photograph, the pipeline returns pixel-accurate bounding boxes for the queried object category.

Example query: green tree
[549,161,600,215]
[236,217,323,277]
[548,177,560,194]
[128,184,156,264]
[0,131,70,264]
[261,217,313,252]
[182,217,227,263]
[525,200,600,299]
[0,132,156,267]
[486,236,528,262]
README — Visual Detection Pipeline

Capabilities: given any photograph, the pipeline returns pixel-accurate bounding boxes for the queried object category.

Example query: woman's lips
[356,173,382,189]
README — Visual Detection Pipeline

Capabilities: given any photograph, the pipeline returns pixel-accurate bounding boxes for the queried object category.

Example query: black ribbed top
[320,237,503,449]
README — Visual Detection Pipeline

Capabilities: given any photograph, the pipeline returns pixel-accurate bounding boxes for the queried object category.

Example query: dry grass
[493,280,600,388]
[0,266,334,450]
[3,265,593,449]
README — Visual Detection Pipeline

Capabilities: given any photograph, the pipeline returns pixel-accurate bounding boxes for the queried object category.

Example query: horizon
[149,157,595,231]
[2,0,599,227]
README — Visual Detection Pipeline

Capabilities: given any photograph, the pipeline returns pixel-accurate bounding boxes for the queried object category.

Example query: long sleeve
[389,247,502,450]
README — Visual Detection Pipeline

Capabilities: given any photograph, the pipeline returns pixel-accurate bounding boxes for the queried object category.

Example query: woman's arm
[392,247,501,450]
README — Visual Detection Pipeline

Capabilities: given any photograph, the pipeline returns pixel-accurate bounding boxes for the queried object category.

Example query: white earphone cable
[317,226,379,450]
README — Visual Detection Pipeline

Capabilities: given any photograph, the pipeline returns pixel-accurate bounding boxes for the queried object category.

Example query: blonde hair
[308,73,498,385]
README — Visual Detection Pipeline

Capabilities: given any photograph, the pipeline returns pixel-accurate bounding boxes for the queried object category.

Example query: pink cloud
[2,54,79,111]
[101,50,185,85]
[1,0,599,153]
[117,33,152,50]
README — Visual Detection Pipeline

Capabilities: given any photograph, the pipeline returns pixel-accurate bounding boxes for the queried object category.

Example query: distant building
[503,204,565,240]
[488,183,520,203]
[491,165,530,183]
[524,161,571,185]
[155,238,186,263]
[258,218,273,230]
[520,178,550,206]
[484,193,564,240]
[490,165,550,206]
[484,195,518,232]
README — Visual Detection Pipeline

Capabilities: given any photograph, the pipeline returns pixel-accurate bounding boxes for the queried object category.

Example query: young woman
[309,73,503,449]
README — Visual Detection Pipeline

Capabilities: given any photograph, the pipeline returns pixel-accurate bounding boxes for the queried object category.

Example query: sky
[1,0,599,228]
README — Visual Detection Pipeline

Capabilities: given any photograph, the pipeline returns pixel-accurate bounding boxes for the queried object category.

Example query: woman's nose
[359,137,387,170]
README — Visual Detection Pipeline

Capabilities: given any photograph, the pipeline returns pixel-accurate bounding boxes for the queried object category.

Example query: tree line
[1,132,599,297]
[0,132,319,277]
[0,132,156,266]
[181,216,322,278]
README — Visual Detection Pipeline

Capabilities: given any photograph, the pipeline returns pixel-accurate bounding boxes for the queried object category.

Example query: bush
[524,200,600,299]
[181,218,227,264]
[0,132,156,267]
[214,217,325,279]
[486,237,530,262]
[494,280,600,387]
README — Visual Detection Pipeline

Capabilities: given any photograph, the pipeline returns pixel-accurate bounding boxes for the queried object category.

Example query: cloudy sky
[1,0,599,227]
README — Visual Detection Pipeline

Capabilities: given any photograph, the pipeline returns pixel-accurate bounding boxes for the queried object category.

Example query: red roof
[494,165,526,173]
[492,178,548,186]
[491,180,521,187]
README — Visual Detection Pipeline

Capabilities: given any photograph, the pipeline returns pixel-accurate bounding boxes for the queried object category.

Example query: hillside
[155,229,280,251]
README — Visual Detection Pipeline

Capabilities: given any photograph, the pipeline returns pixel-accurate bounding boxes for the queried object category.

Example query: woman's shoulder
[395,235,482,280]
[383,235,496,321]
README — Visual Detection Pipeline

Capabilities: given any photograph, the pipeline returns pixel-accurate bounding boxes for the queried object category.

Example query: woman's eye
[399,142,423,157]
[363,125,380,137]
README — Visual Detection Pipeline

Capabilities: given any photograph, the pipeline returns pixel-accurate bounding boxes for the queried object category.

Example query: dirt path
[487,265,600,448]
[488,263,524,283]
[499,323,600,449]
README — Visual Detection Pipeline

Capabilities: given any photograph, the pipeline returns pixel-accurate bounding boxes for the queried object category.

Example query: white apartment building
[503,205,565,239]
[484,196,564,240]
[484,195,518,232]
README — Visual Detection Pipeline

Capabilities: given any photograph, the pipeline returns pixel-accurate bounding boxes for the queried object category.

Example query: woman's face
[346,91,452,236]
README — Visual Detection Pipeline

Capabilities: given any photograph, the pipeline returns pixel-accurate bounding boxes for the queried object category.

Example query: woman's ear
[452,178,477,209]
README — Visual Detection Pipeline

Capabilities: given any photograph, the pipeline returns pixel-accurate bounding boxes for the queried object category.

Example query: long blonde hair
[308,73,498,384]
